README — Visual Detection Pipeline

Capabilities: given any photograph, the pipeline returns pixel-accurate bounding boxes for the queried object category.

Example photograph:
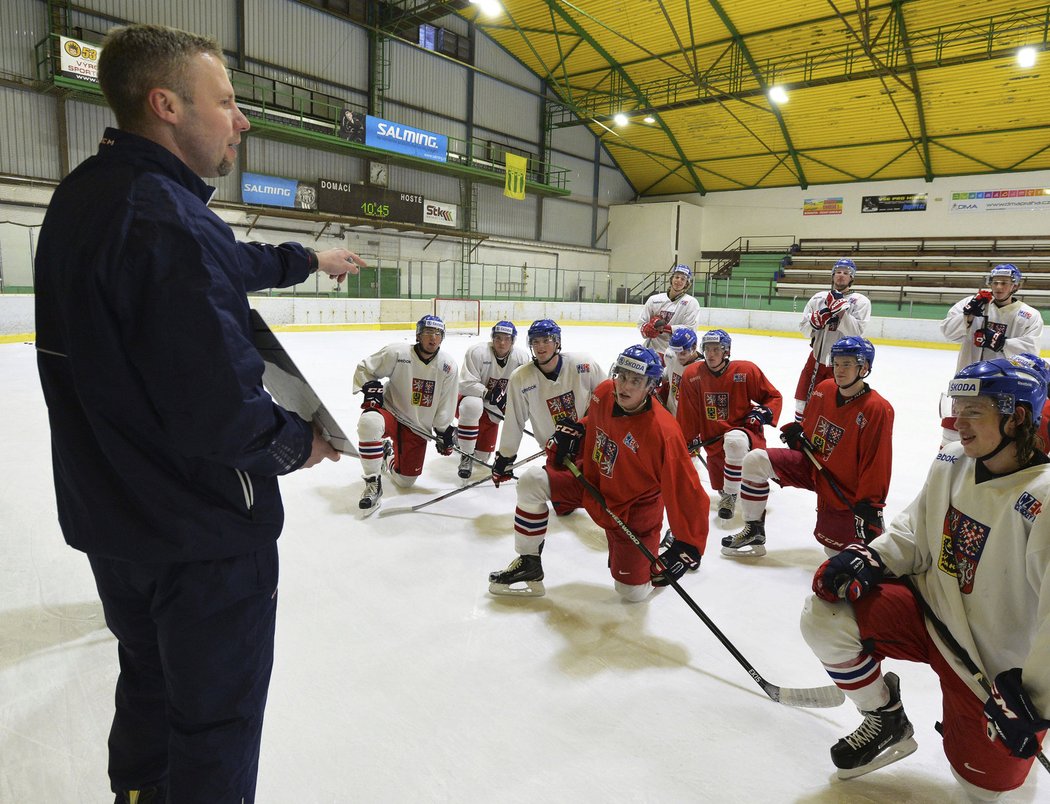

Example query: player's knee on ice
[950,767,1004,802]
[615,580,653,603]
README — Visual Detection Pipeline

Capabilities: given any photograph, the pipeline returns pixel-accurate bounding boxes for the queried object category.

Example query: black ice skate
[720,515,766,557]
[488,554,544,597]
[359,474,383,516]
[717,491,737,520]
[458,453,473,479]
[832,672,917,779]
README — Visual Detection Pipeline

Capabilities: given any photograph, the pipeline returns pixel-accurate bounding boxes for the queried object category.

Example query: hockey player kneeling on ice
[675,328,783,521]
[655,327,700,417]
[488,345,708,601]
[724,336,893,558]
[800,358,1050,796]
[352,315,458,515]
[454,320,529,480]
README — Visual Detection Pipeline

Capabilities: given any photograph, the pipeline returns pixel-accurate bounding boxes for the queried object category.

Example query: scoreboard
[317,179,424,225]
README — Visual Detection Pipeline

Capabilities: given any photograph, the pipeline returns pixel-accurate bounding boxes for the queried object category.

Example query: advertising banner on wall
[423,199,457,227]
[336,109,447,163]
[861,194,927,213]
[241,172,317,209]
[58,36,100,83]
[802,198,843,216]
[949,188,1050,214]
[504,153,527,200]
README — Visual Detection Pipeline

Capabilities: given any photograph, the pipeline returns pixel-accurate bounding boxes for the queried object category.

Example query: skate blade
[359,498,383,518]
[835,736,918,780]
[720,543,767,558]
[488,579,545,597]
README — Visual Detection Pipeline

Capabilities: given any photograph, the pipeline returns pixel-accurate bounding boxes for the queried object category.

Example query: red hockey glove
[745,405,775,433]
[973,327,1006,352]
[962,289,994,318]
[810,308,833,330]
[641,316,664,339]
[812,544,887,602]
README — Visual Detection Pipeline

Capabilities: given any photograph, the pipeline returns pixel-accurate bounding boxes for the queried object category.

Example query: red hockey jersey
[675,359,783,452]
[803,378,894,511]
[580,379,708,553]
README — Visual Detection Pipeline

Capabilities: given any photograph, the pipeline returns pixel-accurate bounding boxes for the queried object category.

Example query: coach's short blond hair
[98,24,224,130]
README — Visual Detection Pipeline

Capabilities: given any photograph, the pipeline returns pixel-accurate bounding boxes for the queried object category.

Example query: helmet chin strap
[976,416,1016,464]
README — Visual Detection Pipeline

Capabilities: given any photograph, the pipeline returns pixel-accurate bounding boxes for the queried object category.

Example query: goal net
[433,297,481,336]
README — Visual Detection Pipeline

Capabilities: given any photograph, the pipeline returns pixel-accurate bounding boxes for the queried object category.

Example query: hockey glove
[962,289,994,318]
[483,381,508,413]
[434,425,456,456]
[809,308,833,330]
[652,539,702,587]
[984,667,1050,759]
[828,290,845,302]
[852,501,885,544]
[812,543,887,603]
[973,327,1006,352]
[361,380,384,410]
[780,422,808,451]
[745,405,775,432]
[640,317,662,340]
[491,453,516,487]
[548,420,585,464]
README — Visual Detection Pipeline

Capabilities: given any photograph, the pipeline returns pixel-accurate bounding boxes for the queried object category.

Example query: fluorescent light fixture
[644,116,655,124]
[613,112,629,126]
[768,86,789,104]
[1018,46,1037,68]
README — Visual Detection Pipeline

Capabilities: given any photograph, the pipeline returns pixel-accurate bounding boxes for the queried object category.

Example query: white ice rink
[1,323,1045,803]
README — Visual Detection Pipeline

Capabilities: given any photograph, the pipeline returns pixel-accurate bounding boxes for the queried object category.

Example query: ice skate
[488,554,545,597]
[358,474,383,516]
[832,672,917,779]
[717,491,737,520]
[720,516,766,557]
[458,453,473,479]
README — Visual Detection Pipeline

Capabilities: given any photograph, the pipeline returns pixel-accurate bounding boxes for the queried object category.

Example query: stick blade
[763,682,845,709]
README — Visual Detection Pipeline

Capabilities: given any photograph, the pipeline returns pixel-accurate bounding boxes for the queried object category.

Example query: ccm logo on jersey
[1015,492,1042,521]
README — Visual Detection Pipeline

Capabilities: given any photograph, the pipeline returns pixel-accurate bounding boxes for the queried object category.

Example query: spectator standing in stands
[939,264,1044,443]
[793,258,871,422]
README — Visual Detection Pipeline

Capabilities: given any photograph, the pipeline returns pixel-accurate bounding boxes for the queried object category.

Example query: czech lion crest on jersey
[811,416,844,456]
[704,391,729,421]
[411,378,436,407]
[937,506,989,594]
[546,391,577,424]
[592,428,618,478]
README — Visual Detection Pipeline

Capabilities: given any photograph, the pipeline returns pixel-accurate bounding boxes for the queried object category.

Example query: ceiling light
[768,86,789,104]
[469,0,502,16]
[644,116,655,124]
[613,112,629,126]
[1018,46,1037,68]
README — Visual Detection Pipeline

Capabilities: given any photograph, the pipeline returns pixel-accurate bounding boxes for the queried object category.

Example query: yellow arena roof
[461,0,1050,194]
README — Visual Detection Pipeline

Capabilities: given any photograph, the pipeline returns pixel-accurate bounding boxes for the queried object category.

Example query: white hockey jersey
[940,296,1043,372]
[637,292,701,354]
[458,341,531,420]
[498,352,606,457]
[353,343,458,434]
[661,350,698,417]
[798,289,871,364]
[873,441,1050,715]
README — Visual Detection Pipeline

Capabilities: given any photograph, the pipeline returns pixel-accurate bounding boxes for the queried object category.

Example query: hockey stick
[801,447,1050,770]
[899,576,1050,774]
[385,408,493,469]
[562,457,845,709]
[378,449,545,517]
